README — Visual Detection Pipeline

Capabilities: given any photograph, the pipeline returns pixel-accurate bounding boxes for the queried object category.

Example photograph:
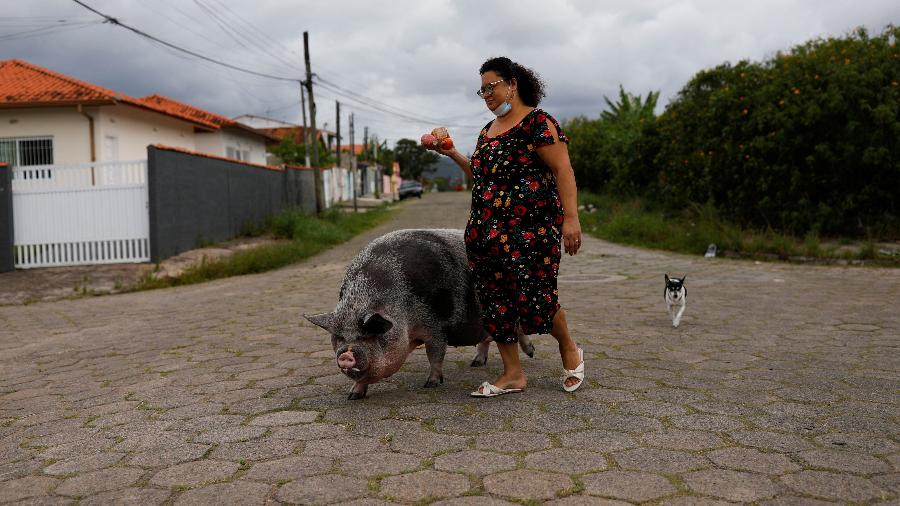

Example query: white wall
[0,107,92,164]
[196,129,267,165]
[94,105,197,162]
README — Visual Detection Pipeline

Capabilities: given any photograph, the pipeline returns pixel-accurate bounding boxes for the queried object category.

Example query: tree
[394,138,438,180]
[270,135,334,166]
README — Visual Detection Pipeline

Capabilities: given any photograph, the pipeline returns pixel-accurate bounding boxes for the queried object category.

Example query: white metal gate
[11,160,150,268]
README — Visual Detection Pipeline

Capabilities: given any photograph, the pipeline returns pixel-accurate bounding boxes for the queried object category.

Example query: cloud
[2,0,898,151]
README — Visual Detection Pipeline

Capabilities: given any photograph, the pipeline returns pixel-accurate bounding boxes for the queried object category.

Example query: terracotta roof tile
[0,59,265,134]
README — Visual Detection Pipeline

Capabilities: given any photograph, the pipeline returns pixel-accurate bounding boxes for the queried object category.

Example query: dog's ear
[681,275,686,283]
[665,274,670,283]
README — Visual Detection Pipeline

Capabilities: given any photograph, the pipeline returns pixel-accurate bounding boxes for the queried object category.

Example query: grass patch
[133,205,395,290]
[579,191,899,265]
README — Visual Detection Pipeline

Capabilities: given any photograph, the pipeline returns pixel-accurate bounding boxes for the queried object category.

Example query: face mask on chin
[491,89,513,117]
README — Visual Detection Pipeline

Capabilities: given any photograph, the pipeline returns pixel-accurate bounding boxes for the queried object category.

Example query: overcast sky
[3,0,898,152]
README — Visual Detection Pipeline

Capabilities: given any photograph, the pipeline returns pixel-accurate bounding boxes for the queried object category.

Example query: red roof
[0,59,271,138]
[261,126,327,144]
[340,144,366,155]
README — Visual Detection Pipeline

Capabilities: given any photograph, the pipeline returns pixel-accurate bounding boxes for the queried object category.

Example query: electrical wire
[71,0,304,83]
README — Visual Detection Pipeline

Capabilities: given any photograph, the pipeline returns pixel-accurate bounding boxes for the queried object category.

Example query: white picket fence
[11,160,150,268]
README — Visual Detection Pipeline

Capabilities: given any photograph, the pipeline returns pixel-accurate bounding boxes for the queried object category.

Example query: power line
[70,0,304,83]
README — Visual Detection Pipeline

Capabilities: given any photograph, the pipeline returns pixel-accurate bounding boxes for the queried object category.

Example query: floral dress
[464,108,569,343]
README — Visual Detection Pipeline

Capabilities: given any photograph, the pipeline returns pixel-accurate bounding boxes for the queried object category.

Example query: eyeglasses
[476,79,505,98]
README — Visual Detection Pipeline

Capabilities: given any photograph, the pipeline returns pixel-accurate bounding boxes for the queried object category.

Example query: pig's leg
[517,326,535,358]
[471,333,491,367]
[348,382,369,400]
[423,338,447,388]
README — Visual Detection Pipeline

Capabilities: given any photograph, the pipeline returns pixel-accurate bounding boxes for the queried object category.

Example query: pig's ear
[304,312,334,332]
[362,313,393,335]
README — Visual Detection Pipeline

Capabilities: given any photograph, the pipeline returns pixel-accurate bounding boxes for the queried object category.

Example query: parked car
[398,180,423,199]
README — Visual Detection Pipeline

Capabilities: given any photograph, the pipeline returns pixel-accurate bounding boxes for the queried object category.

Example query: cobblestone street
[1,192,898,504]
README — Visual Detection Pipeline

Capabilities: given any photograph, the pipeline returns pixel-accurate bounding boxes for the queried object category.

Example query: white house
[0,59,275,167]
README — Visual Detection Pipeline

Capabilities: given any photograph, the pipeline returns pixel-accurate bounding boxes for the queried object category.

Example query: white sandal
[470,381,524,398]
[563,347,585,392]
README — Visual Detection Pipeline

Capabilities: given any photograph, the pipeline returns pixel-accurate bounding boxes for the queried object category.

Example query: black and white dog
[664,274,687,328]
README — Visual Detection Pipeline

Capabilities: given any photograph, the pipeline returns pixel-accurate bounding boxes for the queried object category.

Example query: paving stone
[55,467,145,497]
[642,429,727,450]
[614,447,709,473]
[433,450,516,476]
[338,451,422,476]
[728,430,815,452]
[581,470,676,502]
[813,432,899,455]
[352,419,424,437]
[207,439,297,462]
[276,474,369,504]
[269,423,348,440]
[758,497,836,506]
[797,448,891,474]
[80,487,171,506]
[247,410,318,426]
[244,455,333,482]
[0,477,58,503]
[432,415,505,434]
[0,458,44,481]
[43,452,125,475]
[780,470,887,501]
[431,497,518,506]
[303,435,387,457]
[380,469,471,501]
[174,480,271,505]
[683,469,779,502]
[582,413,663,433]
[659,498,737,506]
[559,430,638,452]
[475,431,552,452]
[192,425,267,444]
[149,460,240,488]
[482,469,571,501]
[619,400,689,417]
[544,496,633,506]
[706,447,801,474]
[525,448,608,474]
[127,442,212,467]
[389,431,470,456]
[671,414,747,432]
[168,414,245,433]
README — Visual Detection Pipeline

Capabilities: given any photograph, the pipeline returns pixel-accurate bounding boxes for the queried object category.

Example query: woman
[436,56,584,396]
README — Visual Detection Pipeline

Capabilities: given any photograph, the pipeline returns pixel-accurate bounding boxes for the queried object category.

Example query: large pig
[305,228,533,400]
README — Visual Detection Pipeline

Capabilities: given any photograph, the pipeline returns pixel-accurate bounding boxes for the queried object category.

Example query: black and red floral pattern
[465,108,569,342]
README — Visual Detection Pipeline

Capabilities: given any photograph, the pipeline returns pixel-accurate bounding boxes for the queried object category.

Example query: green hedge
[654,26,900,236]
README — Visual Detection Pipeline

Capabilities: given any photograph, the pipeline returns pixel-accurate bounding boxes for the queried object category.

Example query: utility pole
[335,101,341,198]
[303,31,323,213]
[300,84,310,167]
[373,134,381,199]
[350,112,357,213]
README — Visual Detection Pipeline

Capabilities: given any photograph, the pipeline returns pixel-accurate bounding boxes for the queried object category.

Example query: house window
[0,136,54,166]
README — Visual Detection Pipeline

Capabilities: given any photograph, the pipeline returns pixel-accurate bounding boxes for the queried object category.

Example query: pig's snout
[337,350,356,369]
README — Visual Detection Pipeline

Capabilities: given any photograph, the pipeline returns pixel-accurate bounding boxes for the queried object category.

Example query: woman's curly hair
[479,57,546,107]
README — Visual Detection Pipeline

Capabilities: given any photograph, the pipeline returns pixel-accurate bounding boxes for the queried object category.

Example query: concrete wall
[148,146,289,262]
[0,163,12,273]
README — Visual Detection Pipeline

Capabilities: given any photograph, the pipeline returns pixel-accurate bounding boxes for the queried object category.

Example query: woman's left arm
[537,119,582,256]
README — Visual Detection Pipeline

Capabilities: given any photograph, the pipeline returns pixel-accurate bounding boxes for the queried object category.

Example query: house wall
[0,105,200,165]
[195,129,267,165]
[0,107,92,164]
[94,105,196,161]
